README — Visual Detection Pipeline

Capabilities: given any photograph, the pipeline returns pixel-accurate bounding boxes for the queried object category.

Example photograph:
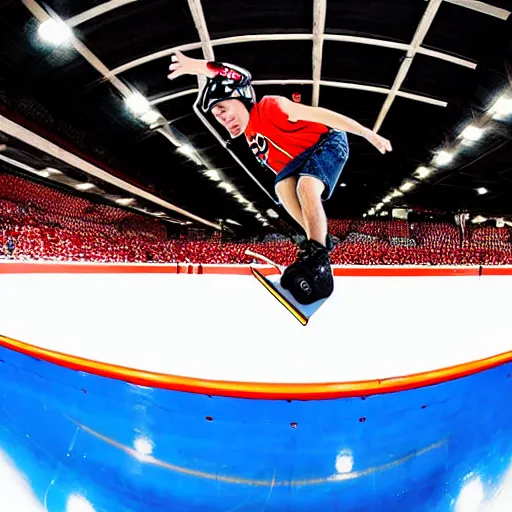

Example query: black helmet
[199,70,256,113]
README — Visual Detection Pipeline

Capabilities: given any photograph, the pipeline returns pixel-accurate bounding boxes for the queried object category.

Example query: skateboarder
[168,51,392,304]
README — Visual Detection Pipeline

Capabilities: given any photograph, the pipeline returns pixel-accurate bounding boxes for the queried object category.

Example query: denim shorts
[274,129,349,201]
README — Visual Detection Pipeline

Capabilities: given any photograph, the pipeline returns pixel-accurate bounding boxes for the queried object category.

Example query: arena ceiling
[0,0,511,233]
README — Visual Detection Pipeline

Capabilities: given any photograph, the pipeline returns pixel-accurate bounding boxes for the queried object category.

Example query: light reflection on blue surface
[0,346,512,511]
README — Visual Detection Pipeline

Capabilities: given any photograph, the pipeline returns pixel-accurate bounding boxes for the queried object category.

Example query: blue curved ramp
[0,345,511,511]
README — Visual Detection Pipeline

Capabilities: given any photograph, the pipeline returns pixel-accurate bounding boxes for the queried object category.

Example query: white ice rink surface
[1,271,511,383]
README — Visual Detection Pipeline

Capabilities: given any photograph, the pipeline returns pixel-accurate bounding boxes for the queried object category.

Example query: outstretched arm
[167,51,249,82]
[276,97,392,154]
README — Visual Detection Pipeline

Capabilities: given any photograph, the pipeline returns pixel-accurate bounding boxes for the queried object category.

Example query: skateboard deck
[245,249,329,326]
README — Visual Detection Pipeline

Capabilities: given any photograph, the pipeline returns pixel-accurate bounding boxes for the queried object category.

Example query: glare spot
[455,476,483,512]
[134,436,153,456]
[0,449,45,511]
[66,494,95,512]
[125,93,150,115]
[335,451,354,473]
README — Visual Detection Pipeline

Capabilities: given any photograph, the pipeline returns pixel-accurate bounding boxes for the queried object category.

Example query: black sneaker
[281,239,332,293]
[282,237,315,281]
[280,240,334,304]
[301,239,332,269]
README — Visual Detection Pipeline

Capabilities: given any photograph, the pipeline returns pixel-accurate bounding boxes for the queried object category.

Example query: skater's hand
[362,128,392,154]
[167,51,196,80]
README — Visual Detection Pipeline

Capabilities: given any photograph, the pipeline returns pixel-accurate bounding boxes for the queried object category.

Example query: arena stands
[2,172,512,265]
[465,226,511,251]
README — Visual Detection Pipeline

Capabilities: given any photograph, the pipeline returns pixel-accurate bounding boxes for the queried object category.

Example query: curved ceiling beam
[418,47,477,68]
[396,90,446,107]
[107,33,475,79]
[67,0,510,28]
[106,35,311,78]
[150,88,200,105]
[67,0,137,27]
[324,34,408,51]
[444,0,510,20]
[149,80,447,108]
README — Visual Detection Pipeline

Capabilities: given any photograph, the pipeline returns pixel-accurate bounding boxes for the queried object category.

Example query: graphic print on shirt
[248,132,269,164]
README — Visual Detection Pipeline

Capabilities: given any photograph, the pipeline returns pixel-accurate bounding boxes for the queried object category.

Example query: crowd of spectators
[2,173,512,265]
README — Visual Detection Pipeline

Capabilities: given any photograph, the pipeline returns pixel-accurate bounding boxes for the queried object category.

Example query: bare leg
[296,176,328,246]
[275,177,307,233]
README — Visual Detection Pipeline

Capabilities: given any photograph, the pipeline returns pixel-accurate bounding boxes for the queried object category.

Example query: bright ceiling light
[375,202,384,210]
[400,181,415,192]
[115,198,135,206]
[177,144,202,164]
[235,194,249,204]
[75,183,95,191]
[38,19,72,45]
[225,219,242,226]
[472,215,487,223]
[461,125,483,142]
[140,110,160,125]
[178,145,194,157]
[266,209,279,218]
[340,183,347,187]
[218,181,235,193]
[490,96,512,120]
[390,189,403,198]
[368,208,375,215]
[477,187,488,195]
[415,166,432,179]
[177,145,200,165]
[380,211,388,216]
[42,167,62,175]
[362,213,367,217]
[382,196,391,203]
[204,170,221,181]
[433,150,453,166]
[245,204,257,212]
[125,93,150,115]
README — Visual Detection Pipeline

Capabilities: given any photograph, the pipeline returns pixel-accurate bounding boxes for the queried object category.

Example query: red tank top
[244,96,329,174]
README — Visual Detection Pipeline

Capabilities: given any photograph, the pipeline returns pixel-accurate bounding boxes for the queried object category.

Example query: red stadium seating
[2,173,512,265]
